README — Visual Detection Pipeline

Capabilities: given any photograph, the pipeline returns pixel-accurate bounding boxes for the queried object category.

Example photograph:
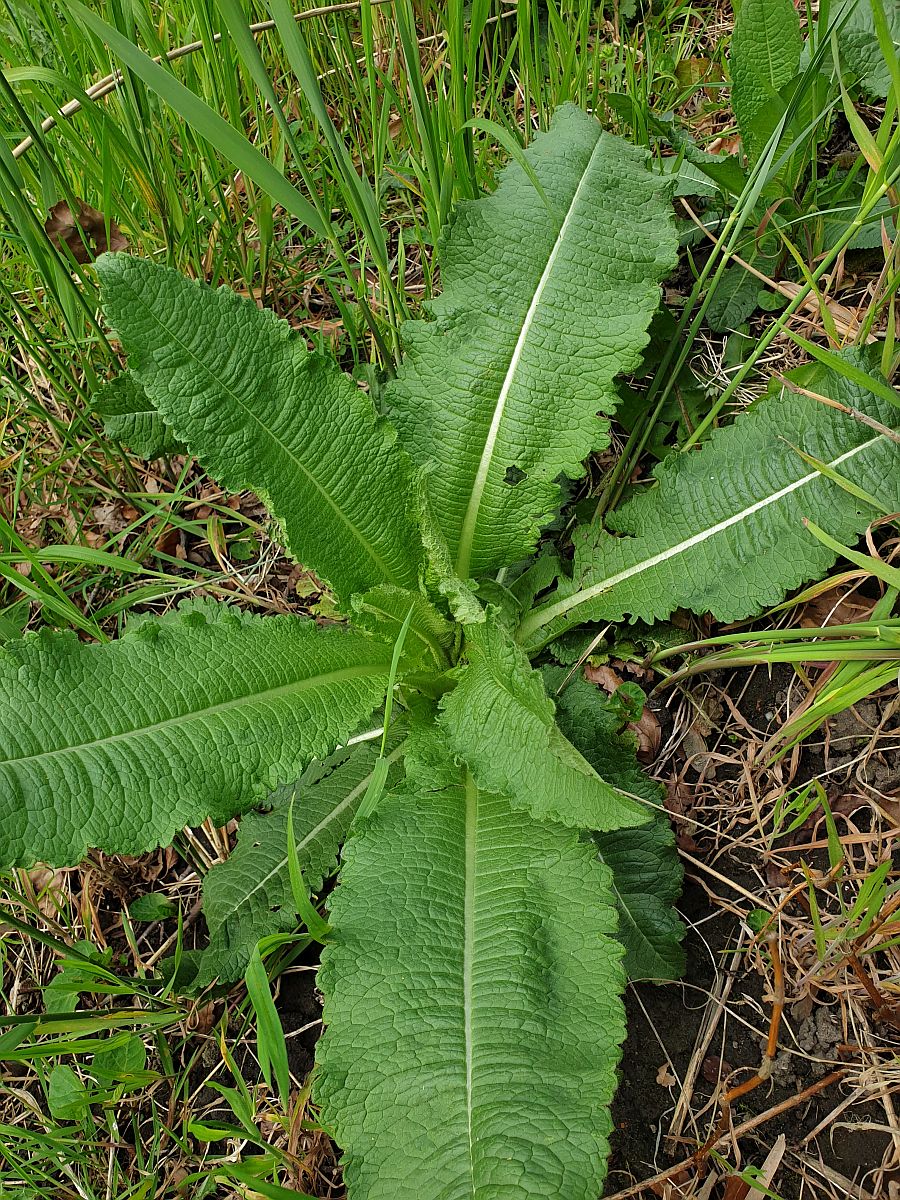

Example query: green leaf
[520,352,900,647]
[48,1064,90,1122]
[821,193,896,252]
[128,893,177,922]
[705,263,761,331]
[388,104,677,579]
[730,0,803,160]
[440,616,647,830]
[245,946,291,1108]
[0,601,394,867]
[91,1034,148,1087]
[827,0,900,98]
[96,254,424,605]
[214,1163,316,1200]
[548,668,686,982]
[197,737,405,985]
[413,471,485,625]
[317,765,627,1199]
[91,375,181,458]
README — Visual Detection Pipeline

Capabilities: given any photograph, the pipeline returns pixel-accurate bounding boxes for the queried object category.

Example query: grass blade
[68,1,329,240]
[244,946,291,1109]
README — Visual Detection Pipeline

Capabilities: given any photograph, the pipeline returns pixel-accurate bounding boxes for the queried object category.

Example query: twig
[847,950,900,1030]
[604,1070,847,1200]
[774,373,900,446]
[667,925,747,1148]
[693,930,785,1163]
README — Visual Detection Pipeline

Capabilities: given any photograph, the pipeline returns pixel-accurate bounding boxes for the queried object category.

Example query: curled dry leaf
[25,866,68,918]
[655,1062,678,1087]
[631,705,661,762]
[583,663,624,693]
[45,198,127,264]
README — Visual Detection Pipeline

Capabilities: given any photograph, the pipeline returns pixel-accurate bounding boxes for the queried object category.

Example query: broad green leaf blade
[548,668,685,982]
[317,768,627,1199]
[520,355,900,648]
[705,263,761,333]
[0,602,393,867]
[388,104,677,579]
[97,255,424,604]
[91,374,181,458]
[197,734,405,985]
[350,586,456,670]
[730,0,803,160]
[440,617,647,830]
[414,471,485,626]
[594,822,686,982]
[827,0,900,98]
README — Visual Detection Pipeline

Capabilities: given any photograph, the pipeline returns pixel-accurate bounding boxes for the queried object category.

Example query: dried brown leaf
[45,198,127,264]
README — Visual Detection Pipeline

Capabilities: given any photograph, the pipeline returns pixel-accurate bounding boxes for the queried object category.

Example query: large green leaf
[0,602,393,867]
[317,762,627,1199]
[196,735,404,985]
[730,0,803,160]
[519,358,900,648]
[548,668,685,982]
[91,374,181,459]
[828,0,900,98]
[440,617,647,830]
[387,103,677,579]
[96,254,423,604]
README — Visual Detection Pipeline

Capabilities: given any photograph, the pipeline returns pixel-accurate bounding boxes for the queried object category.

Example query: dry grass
[609,633,900,1197]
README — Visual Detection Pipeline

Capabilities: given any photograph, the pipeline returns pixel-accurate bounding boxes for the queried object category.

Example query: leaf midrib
[4,663,384,767]
[453,131,605,578]
[520,433,883,640]
[115,270,400,587]
[463,770,477,1193]
[595,846,667,973]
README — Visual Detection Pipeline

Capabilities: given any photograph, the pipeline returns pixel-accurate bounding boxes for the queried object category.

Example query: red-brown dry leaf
[765,862,791,888]
[185,1000,217,1035]
[701,1054,733,1086]
[45,198,127,263]
[708,134,743,156]
[665,779,696,818]
[827,791,869,820]
[721,1177,751,1200]
[800,589,870,628]
[630,706,661,763]
[154,525,181,558]
[583,664,624,693]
